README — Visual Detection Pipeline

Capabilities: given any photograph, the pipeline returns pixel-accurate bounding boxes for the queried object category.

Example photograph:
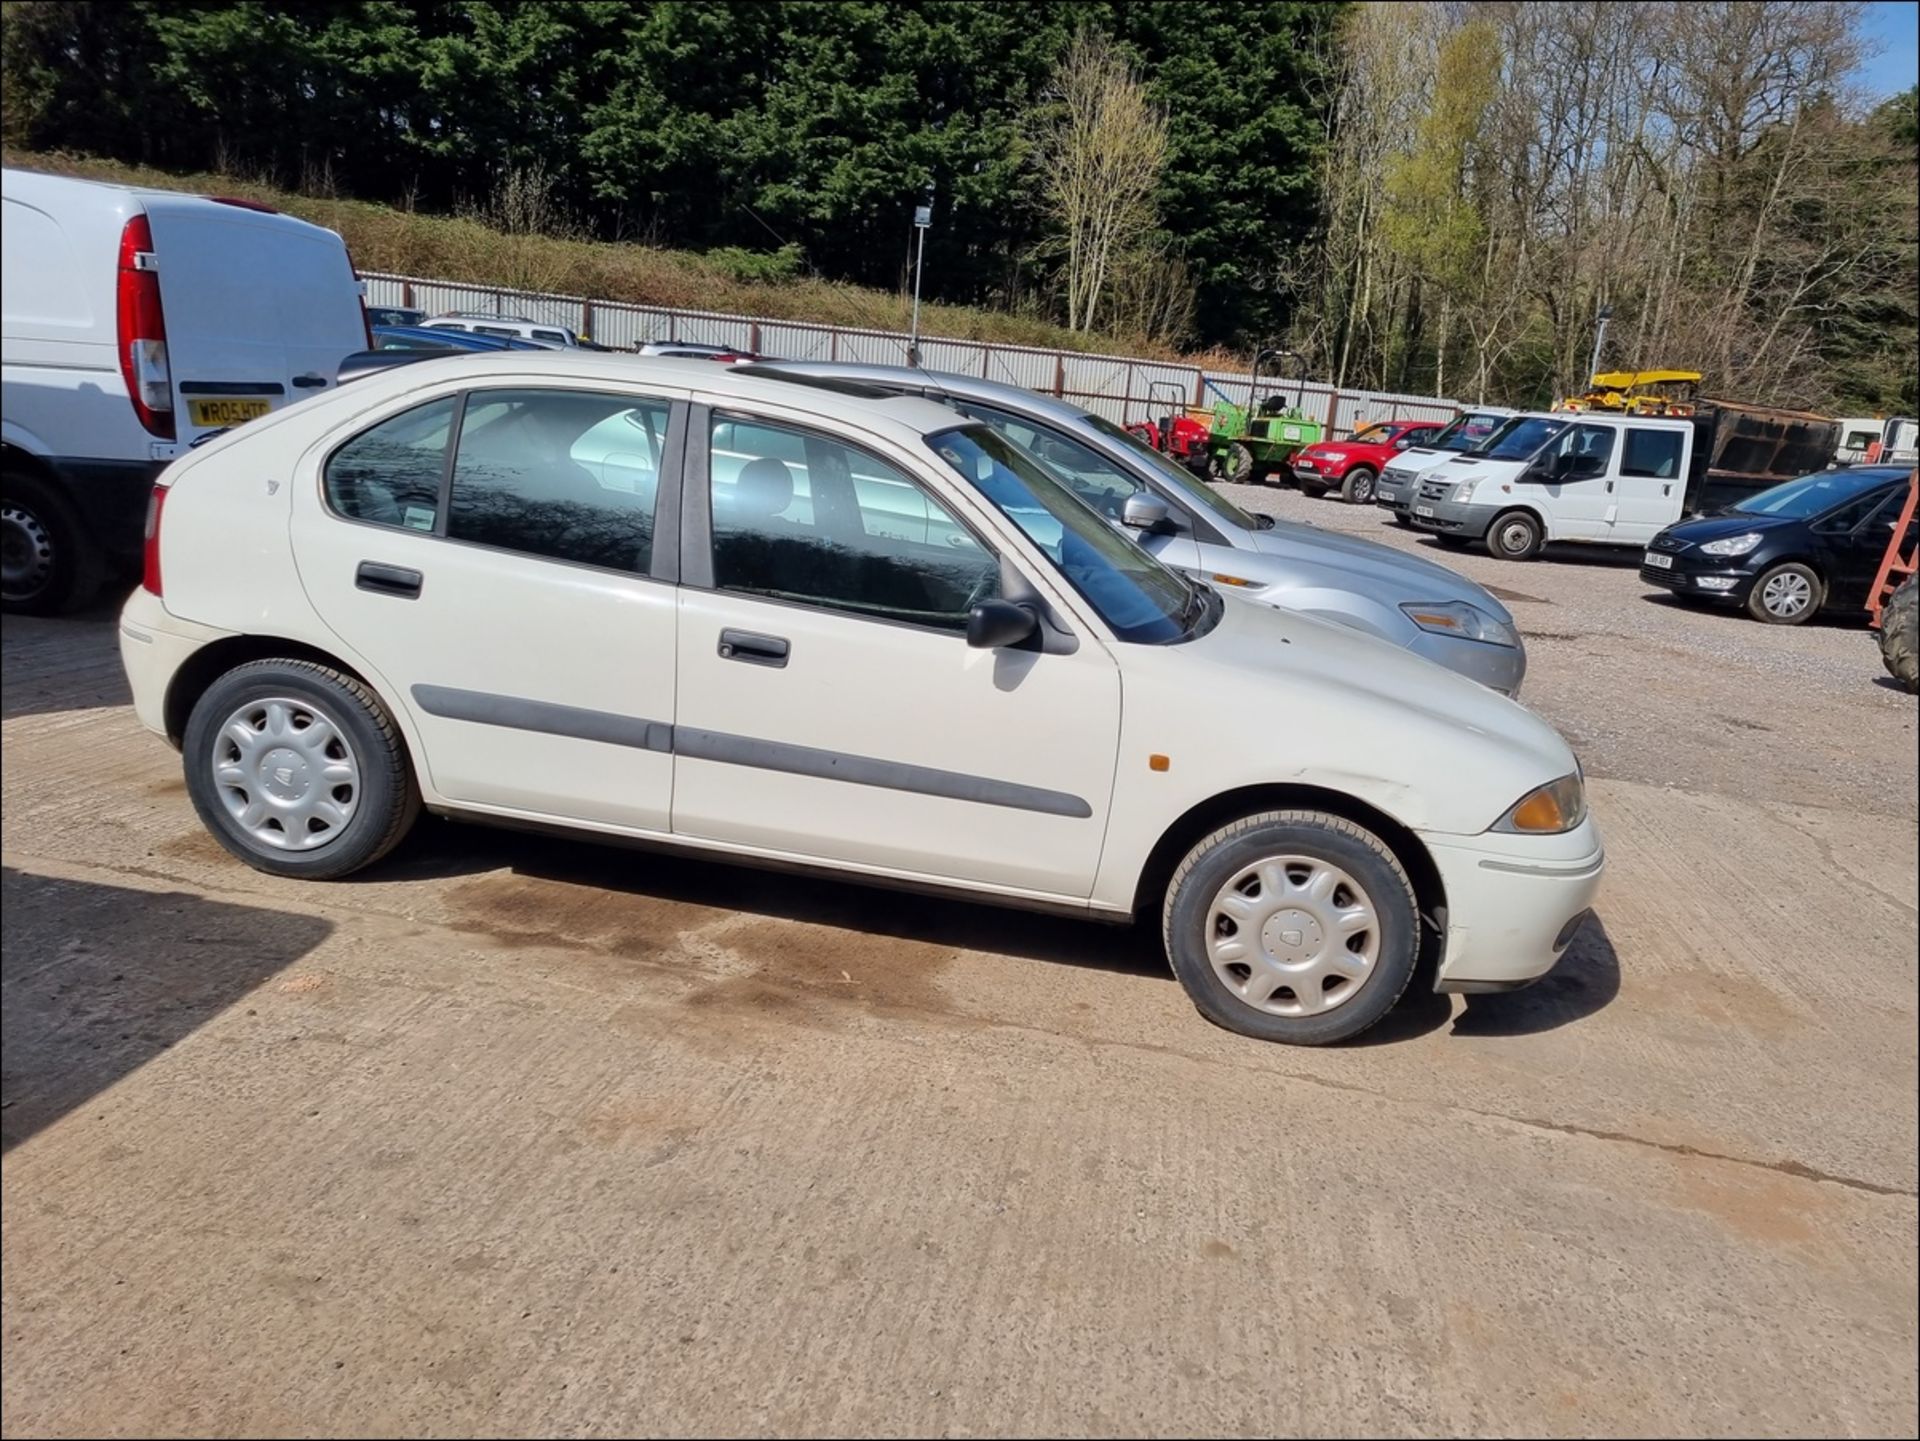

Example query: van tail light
[116,215,175,440]
[142,484,167,597]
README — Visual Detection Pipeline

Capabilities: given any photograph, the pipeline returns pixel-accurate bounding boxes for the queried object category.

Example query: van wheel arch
[1132,784,1447,943]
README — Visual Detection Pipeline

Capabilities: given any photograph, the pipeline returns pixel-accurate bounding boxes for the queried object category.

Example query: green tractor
[1201,348,1325,484]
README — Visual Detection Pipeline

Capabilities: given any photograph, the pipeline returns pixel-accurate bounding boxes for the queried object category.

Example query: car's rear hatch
[140,193,365,443]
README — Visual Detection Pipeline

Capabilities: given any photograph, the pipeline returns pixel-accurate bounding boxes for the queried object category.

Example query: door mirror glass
[966,598,1038,649]
[1121,491,1173,532]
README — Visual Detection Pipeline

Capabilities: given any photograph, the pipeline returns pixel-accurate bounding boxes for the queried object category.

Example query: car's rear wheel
[1746,562,1822,624]
[1340,466,1378,504]
[1162,810,1419,1045]
[2,470,96,615]
[182,659,419,879]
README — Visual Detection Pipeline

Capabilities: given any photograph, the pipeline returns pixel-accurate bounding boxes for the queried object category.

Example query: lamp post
[1588,303,1613,384]
[908,183,934,368]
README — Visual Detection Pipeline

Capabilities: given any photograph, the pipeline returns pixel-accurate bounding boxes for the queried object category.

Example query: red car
[1290,418,1447,504]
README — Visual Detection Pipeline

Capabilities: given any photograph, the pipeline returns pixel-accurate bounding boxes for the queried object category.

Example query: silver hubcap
[1498,520,1534,553]
[1,501,55,601]
[211,697,360,851]
[1762,571,1812,617]
[1205,855,1381,1016]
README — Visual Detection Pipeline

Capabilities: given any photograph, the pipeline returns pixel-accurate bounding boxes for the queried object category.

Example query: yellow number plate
[187,397,273,428]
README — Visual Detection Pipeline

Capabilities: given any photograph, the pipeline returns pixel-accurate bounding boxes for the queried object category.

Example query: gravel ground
[1215,480,1918,819]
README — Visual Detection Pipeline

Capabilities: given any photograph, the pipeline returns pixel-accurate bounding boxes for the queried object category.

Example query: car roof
[338,351,969,441]
[744,360,1099,426]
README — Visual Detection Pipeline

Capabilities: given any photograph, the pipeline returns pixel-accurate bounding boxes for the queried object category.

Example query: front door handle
[718,629,789,667]
[356,561,422,599]
[292,373,329,389]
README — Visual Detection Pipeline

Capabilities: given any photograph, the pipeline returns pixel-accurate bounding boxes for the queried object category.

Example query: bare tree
[1031,32,1170,334]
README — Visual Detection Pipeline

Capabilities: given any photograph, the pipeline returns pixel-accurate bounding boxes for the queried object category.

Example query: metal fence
[365,271,1464,438]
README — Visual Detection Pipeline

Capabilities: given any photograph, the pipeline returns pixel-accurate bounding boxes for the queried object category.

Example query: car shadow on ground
[0,602,134,721]
[0,865,333,1152]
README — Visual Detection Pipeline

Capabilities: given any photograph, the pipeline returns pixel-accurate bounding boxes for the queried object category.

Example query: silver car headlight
[1399,601,1519,648]
[1448,481,1478,502]
[1698,531,1763,556]
[1492,772,1587,834]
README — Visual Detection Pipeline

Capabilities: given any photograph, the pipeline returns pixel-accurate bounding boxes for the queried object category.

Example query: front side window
[448,389,667,573]
[930,425,1196,644]
[1621,428,1685,479]
[708,417,998,630]
[323,396,456,531]
[1537,423,1615,479]
[953,401,1144,518]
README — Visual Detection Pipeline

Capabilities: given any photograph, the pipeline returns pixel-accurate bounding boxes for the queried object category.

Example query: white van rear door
[142,196,364,443]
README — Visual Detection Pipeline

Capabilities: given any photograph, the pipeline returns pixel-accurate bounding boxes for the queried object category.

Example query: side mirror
[1121,491,1173,533]
[967,599,1038,650]
[1394,438,1411,451]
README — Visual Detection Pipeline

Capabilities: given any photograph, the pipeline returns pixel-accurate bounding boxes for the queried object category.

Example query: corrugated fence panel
[359,271,1470,423]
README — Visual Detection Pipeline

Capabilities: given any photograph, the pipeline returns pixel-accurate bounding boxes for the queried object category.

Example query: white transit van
[1373,407,1518,523]
[2,168,368,612]
[1407,411,1696,560]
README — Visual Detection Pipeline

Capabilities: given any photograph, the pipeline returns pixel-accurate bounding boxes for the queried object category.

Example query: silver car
[744,362,1527,694]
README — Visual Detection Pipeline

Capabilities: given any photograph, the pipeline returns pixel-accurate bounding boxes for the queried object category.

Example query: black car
[1642,465,1916,624]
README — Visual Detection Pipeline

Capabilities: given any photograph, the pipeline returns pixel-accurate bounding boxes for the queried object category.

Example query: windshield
[1469,415,1567,461]
[1430,412,1508,452]
[1734,468,1894,519]
[1352,423,1392,444]
[929,426,1197,643]
[1084,413,1263,529]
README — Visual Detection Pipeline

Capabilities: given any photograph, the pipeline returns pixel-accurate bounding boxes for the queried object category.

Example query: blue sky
[1856,1,1918,100]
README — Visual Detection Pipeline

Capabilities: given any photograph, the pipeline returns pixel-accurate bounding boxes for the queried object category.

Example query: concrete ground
[3,489,1915,1438]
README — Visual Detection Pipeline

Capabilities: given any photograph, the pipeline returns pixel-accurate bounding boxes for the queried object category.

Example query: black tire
[1222,442,1255,485]
[1486,508,1544,561]
[1877,575,1917,691]
[182,659,420,880]
[1745,561,1824,625]
[1161,810,1420,1046]
[2,469,99,615]
[1339,466,1378,504]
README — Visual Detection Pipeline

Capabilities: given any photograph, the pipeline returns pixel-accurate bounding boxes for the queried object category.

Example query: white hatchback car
[119,354,1604,1045]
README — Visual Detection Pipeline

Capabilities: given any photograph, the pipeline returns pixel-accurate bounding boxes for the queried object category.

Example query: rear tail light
[142,484,167,597]
[116,215,174,440]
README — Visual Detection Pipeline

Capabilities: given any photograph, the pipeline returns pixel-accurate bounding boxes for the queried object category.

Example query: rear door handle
[292,373,329,389]
[718,629,789,667]
[356,561,422,599]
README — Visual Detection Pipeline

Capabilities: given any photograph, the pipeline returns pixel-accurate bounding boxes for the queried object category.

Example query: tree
[1029,30,1170,333]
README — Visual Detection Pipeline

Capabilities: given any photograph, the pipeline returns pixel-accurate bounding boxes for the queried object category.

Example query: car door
[1609,425,1690,542]
[291,382,687,832]
[943,399,1205,573]
[1816,484,1912,609]
[671,406,1122,898]
[1528,422,1618,540]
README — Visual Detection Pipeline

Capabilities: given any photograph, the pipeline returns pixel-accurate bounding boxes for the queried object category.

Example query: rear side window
[448,389,668,573]
[323,397,457,531]
[1622,428,1685,479]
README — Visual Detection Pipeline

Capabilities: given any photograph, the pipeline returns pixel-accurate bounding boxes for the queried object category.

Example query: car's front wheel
[1162,810,1420,1045]
[1746,562,1822,625]
[1340,466,1378,504]
[182,659,420,879]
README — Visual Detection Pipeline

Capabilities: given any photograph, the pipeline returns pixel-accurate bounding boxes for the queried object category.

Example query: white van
[2,168,367,612]
[422,314,580,347]
[1407,412,1696,560]
[1373,407,1518,522]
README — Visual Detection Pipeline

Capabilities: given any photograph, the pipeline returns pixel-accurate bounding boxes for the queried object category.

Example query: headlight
[1699,531,1763,557]
[1493,773,1587,833]
[1400,600,1519,648]
[1448,481,1478,502]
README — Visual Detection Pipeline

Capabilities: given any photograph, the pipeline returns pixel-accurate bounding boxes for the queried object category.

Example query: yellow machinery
[1556,369,1702,417]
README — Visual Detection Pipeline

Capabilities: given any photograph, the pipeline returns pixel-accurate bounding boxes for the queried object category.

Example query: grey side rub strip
[412,685,673,753]
[409,685,1091,819]
[674,728,1093,819]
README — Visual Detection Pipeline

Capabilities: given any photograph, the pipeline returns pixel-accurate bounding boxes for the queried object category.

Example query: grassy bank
[4,148,1223,363]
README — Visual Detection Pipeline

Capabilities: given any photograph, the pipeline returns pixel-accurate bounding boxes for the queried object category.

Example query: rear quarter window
[323,397,457,531]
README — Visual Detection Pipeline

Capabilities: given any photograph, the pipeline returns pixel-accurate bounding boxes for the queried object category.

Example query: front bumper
[1374,471,1423,512]
[1423,815,1606,991]
[1290,458,1342,486]
[1408,498,1499,539]
[1638,553,1756,602]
